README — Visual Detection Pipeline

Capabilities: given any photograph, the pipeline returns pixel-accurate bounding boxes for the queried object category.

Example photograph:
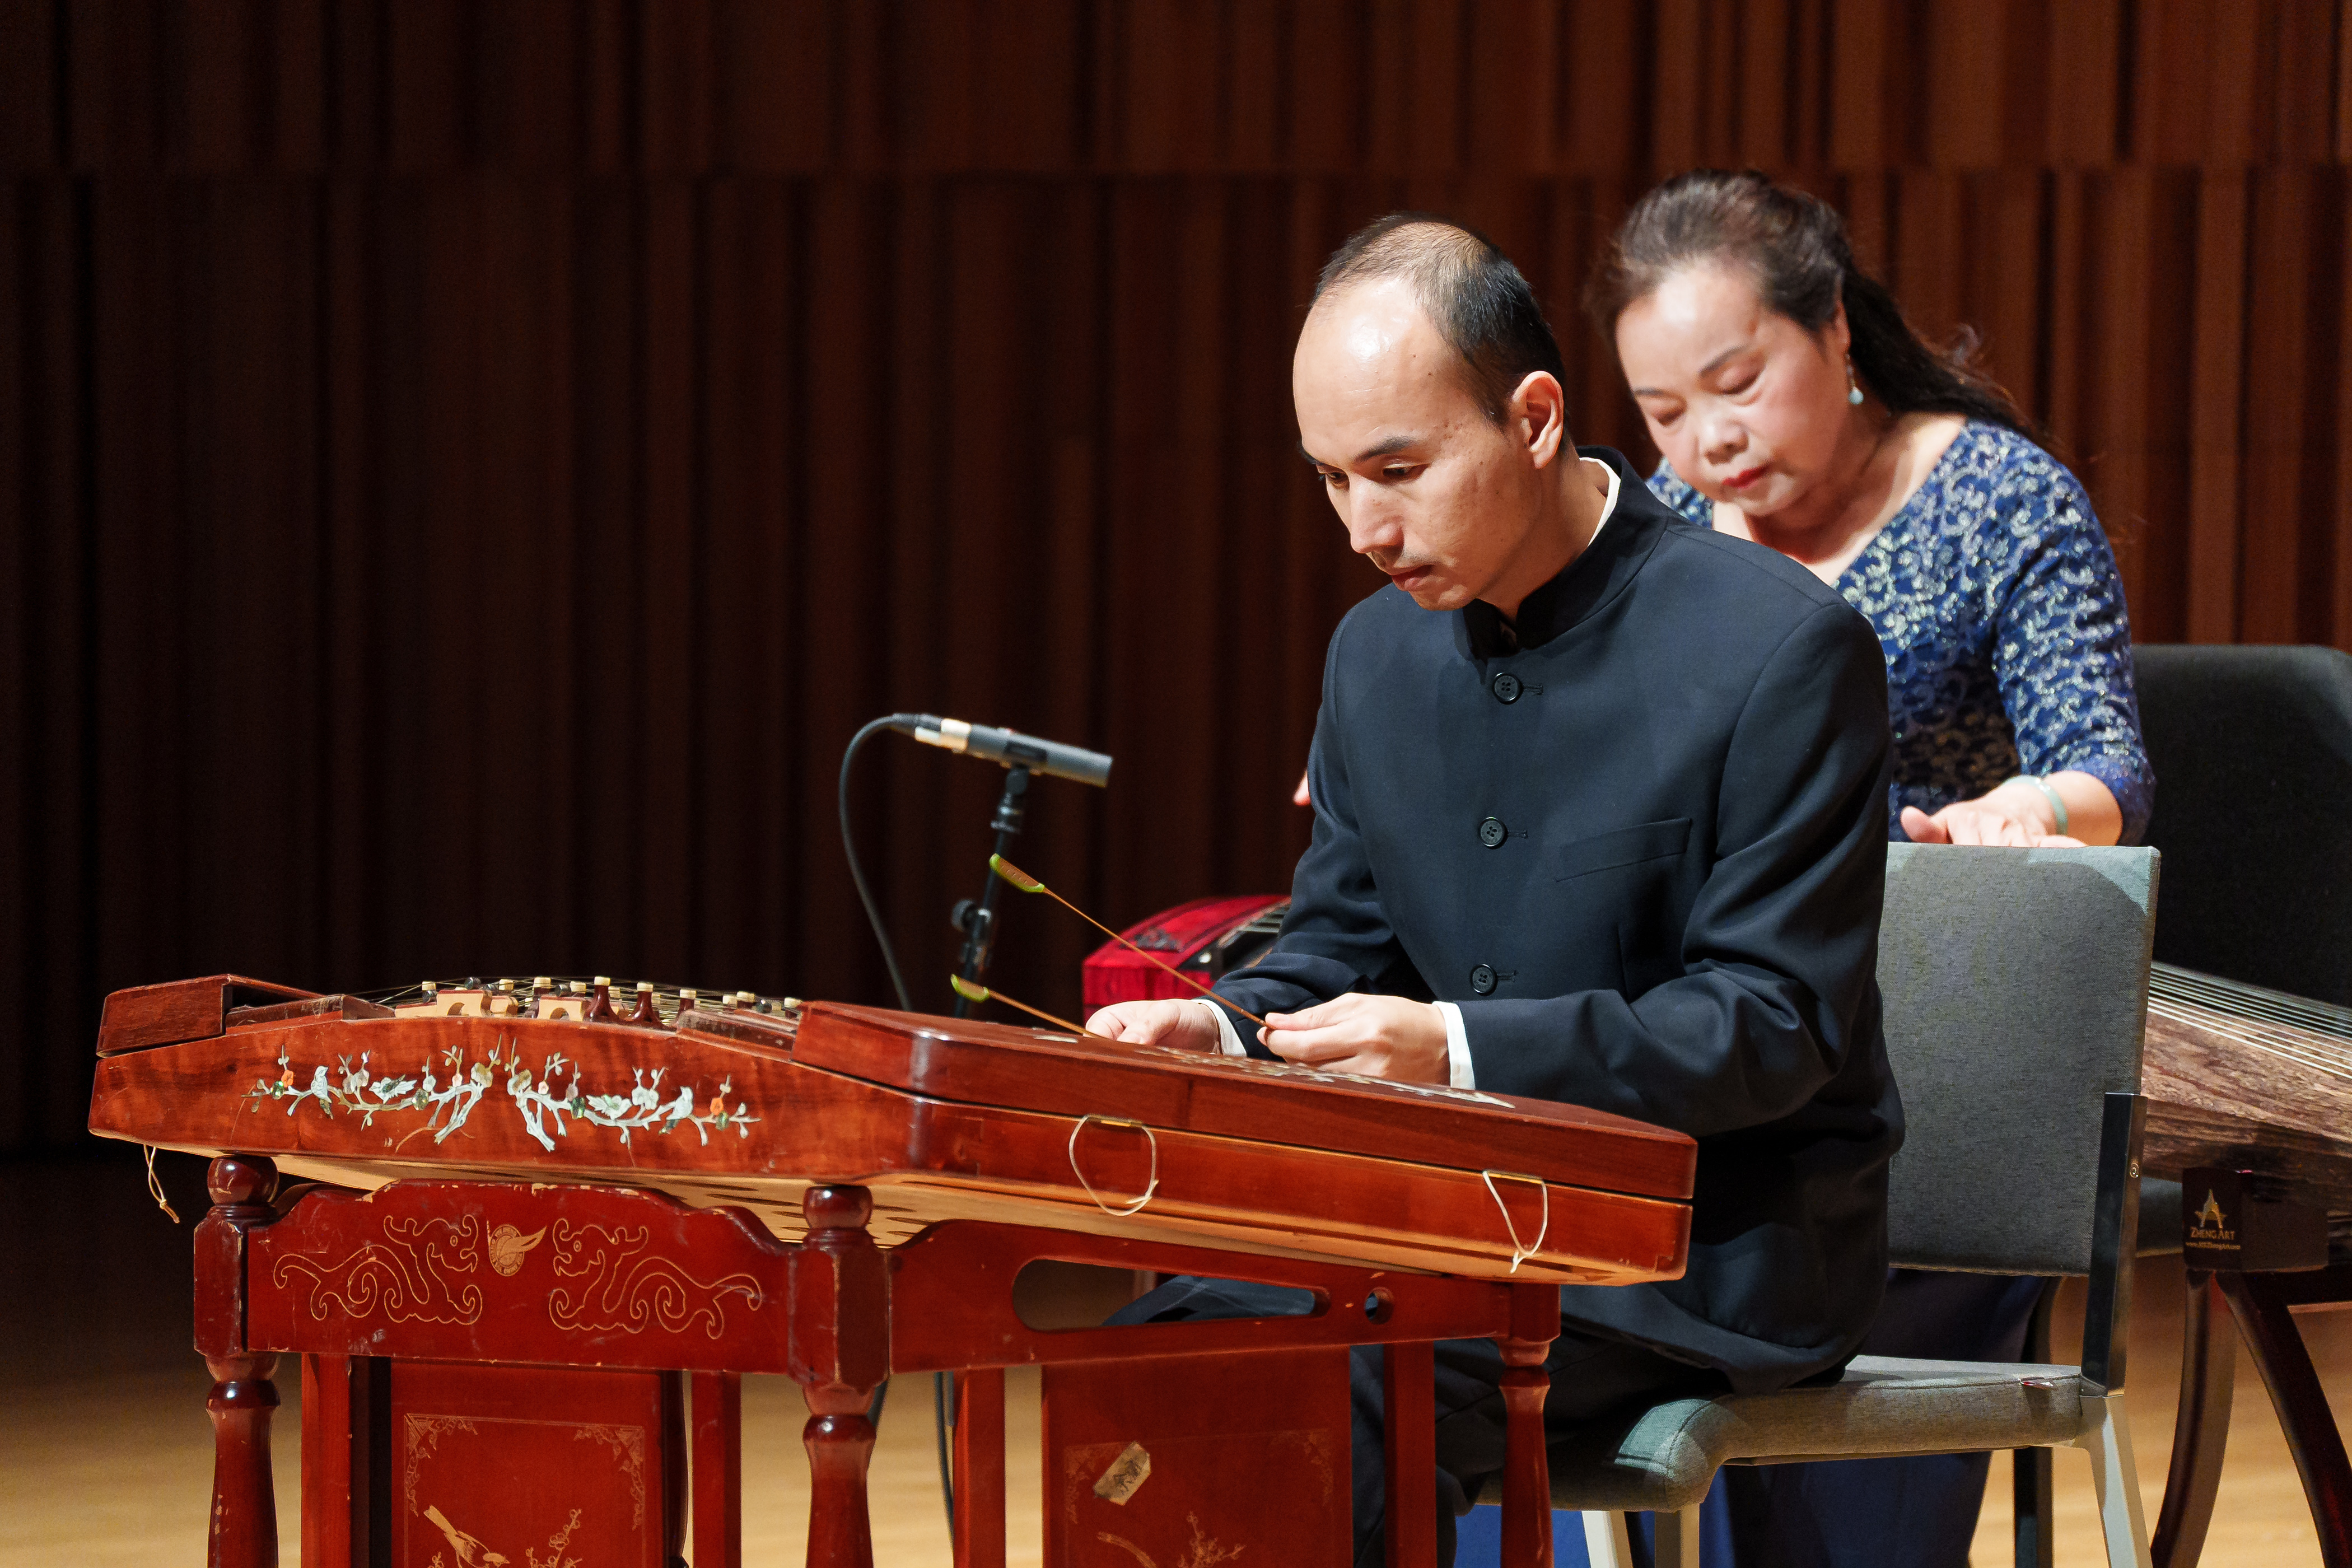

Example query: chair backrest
[2135,642,2352,1006]
[1877,844,2158,1276]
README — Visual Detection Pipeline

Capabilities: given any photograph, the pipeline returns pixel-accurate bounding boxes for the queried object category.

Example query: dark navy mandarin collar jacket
[1217,446,1903,1392]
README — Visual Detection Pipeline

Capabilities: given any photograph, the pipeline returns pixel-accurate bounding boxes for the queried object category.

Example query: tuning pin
[625,981,659,1026]
[782,996,802,1010]
[584,976,617,1024]
[678,987,699,1016]
[530,977,553,1018]
[421,981,438,1001]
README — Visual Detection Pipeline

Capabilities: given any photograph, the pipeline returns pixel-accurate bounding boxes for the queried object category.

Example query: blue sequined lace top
[1649,421,2154,844]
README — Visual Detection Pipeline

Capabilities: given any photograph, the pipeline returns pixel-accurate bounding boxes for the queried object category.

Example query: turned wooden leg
[1499,1285,1558,1568]
[197,1155,281,1568]
[2218,1272,2352,1568]
[953,1368,1007,1568]
[692,1370,744,1568]
[803,1397,878,1568]
[2153,1271,2236,1568]
[1384,1341,1439,1567]
[792,1185,890,1568]
[207,1349,282,1568]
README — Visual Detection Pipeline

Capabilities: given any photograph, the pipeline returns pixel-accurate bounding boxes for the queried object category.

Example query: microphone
[888,713,1113,788]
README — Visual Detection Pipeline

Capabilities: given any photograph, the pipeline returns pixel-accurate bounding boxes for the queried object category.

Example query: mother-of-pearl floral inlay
[245,1034,758,1150]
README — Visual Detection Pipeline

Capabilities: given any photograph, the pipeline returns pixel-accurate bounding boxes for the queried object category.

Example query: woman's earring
[1847,361,1865,406]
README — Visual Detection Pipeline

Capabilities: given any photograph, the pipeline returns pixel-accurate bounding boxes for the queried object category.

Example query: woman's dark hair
[1584,169,2033,437]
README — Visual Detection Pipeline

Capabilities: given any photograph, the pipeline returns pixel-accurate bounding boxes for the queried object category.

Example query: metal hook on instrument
[1068,1115,1160,1218]
[1481,1169,1549,1272]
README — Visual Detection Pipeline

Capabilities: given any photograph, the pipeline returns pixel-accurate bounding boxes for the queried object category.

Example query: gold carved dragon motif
[547,1218,764,1338]
[272,1214,488,1327]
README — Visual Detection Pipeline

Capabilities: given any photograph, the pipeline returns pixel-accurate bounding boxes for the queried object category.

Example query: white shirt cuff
[1437,1001,1476,1090]
[1193,996,1248,1057]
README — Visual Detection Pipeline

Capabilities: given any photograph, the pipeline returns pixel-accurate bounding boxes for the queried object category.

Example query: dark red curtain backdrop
[6,1,2350,1150]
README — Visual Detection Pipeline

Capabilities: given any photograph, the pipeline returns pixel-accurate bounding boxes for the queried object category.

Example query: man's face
[1292,279,1544,612]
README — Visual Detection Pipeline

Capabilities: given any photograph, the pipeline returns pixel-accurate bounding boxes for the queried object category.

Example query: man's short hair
[1313,214,1570,426]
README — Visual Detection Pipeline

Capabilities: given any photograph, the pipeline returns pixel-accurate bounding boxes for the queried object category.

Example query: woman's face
[1612,259,1854,519]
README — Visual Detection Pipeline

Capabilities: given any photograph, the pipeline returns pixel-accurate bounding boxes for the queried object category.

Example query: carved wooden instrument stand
[97,974,1697,1567]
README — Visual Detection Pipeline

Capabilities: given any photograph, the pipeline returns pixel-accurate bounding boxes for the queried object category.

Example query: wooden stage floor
[5,1152,2345,1566]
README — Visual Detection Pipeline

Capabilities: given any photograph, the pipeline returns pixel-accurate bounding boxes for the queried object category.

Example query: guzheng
[2139,961,2352,1228]
[89,972,1695,1285]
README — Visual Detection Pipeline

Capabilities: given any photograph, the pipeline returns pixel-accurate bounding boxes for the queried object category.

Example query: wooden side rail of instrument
[197,1159,1564,1568]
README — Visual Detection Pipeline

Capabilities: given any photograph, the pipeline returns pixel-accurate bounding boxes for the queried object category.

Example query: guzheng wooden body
[2138,962,2352,1225]
[91,972,1698,1568]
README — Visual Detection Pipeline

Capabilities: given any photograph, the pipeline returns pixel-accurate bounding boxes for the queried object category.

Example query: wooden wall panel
[8,0,2352,1148]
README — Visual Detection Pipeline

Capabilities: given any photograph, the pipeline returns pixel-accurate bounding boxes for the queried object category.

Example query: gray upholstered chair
[1476,843,2162,1568]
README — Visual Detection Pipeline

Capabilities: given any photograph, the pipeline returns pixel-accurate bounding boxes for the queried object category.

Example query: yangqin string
[1481,1169,1549,1272]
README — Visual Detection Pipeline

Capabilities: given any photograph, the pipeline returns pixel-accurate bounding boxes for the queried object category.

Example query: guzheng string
[988,855,1272,1027]
[947,975,1099,1039]
[2146,964,2352,1086]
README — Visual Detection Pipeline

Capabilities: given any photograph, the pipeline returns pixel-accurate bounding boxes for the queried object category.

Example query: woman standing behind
[1599,170,2150,855]
[1590,171,2155,1565]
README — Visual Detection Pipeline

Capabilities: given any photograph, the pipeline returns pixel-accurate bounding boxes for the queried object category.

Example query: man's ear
[1511,371,1570,468]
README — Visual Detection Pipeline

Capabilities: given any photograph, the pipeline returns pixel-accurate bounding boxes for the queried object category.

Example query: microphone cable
[837,714,948,1537]
[838,715,918,1013]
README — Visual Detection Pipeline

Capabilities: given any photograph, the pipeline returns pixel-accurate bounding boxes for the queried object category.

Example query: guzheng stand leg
[2216,1272,2352,1568]
[196,1155,282,1568]
[794,1185,891,1568]
[953,1368,1007,1568]
[2152,1271,2235,1568]
[1499,1284,1559,1568]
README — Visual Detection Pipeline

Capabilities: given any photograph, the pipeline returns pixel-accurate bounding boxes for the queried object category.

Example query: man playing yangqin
[1088,215,1903,1566]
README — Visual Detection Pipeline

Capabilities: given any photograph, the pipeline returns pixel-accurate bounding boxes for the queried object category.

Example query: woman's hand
[1258,995,1449,1084]
[1900,772,2118,847]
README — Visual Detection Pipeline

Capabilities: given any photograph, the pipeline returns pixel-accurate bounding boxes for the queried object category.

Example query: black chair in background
[2131,643,2352,1568]
[2133,643,2352,1007]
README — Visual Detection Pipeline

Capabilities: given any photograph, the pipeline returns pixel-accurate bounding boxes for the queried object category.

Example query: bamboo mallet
[988,854,1270,1027]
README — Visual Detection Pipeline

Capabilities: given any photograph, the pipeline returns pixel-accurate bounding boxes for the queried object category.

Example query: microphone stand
[949,765,1032,1018]
[937,764,1035,1539]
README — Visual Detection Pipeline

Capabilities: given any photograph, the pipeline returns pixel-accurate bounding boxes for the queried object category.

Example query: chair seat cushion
[1472,1356,2090,1513]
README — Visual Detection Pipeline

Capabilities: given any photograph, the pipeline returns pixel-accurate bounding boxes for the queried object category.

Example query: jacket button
[1478,816,1508,848]
[1470,964,1498,994]
[1491,671,1523,703]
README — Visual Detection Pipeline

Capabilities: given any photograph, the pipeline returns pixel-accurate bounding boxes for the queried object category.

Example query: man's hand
[1085,998,1224,1051]
[1259,995,1449,1084]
